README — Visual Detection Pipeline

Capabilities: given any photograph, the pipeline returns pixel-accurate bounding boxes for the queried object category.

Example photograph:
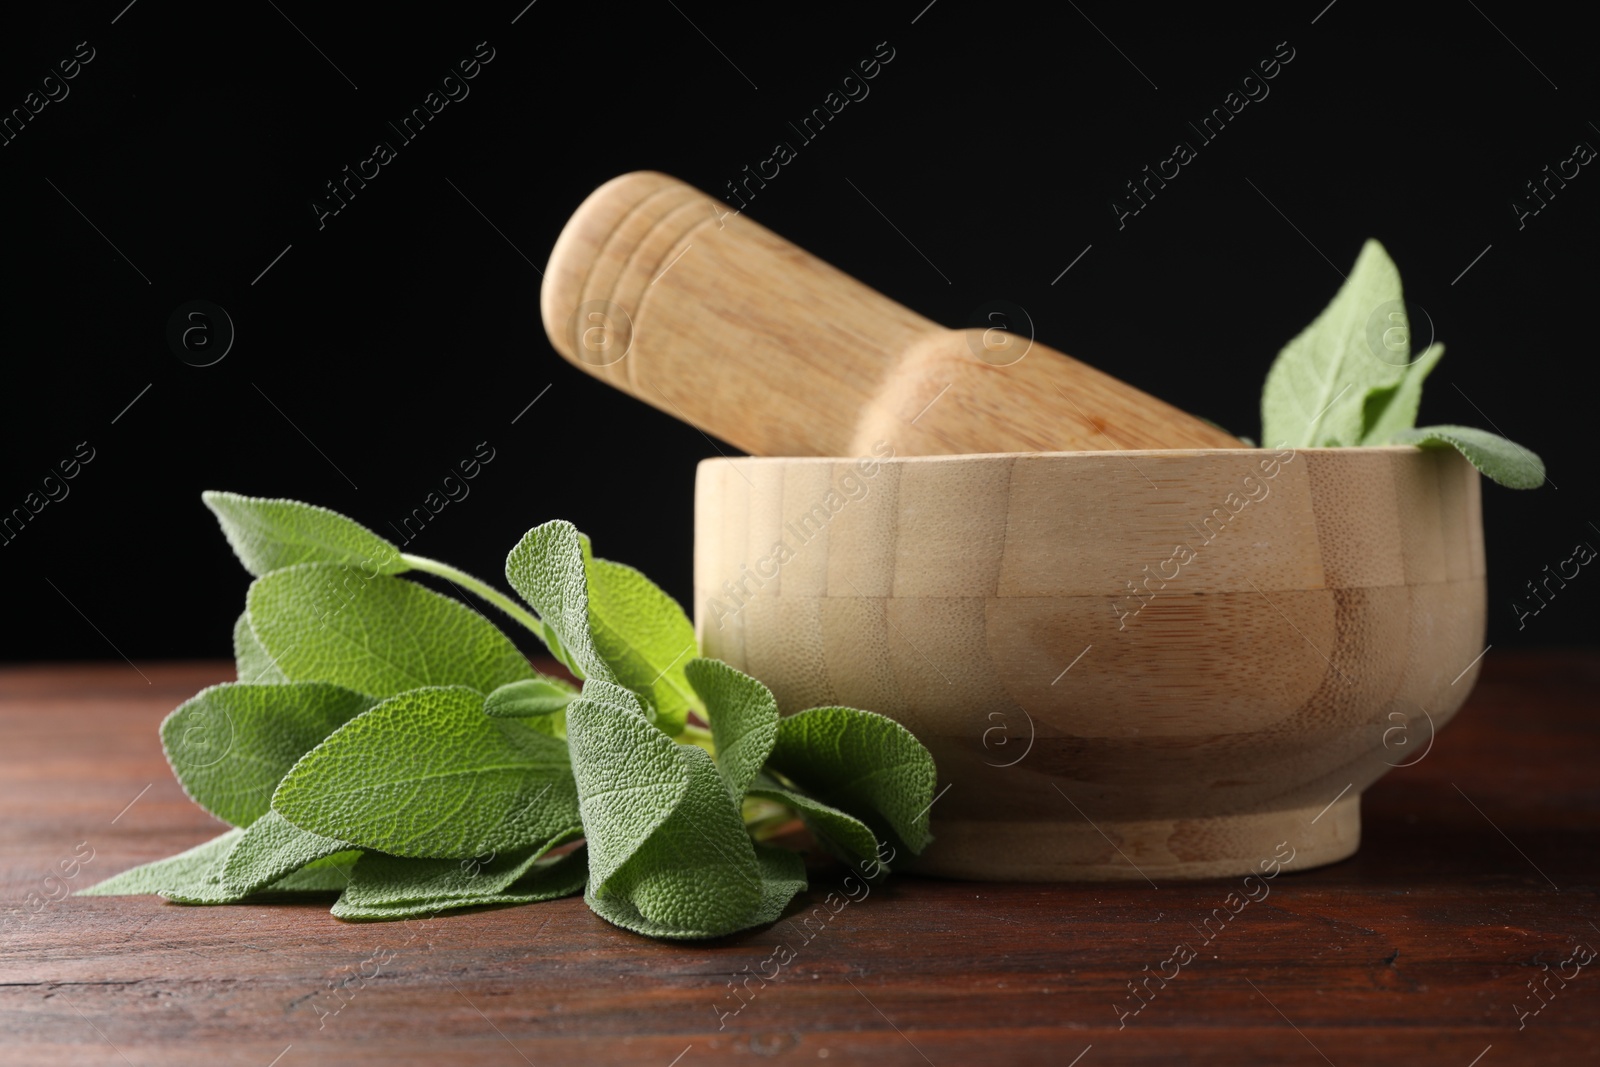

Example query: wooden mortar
[542,173,1488,879]
[694,447,1485,879]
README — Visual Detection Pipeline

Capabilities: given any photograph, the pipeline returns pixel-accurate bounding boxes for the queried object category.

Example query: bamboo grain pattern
[696,445,1486,879]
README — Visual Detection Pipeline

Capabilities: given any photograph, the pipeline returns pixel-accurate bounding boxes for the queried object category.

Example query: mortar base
[900,795,1360,881]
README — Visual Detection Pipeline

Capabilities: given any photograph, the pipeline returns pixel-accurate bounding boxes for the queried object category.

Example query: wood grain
[540,171,1245,456]
[696,446,1487,880]
[2,656,1597,1064]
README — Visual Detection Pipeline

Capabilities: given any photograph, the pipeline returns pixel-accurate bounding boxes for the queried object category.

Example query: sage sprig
[80,494,936,939]
[1261,239,1543,488]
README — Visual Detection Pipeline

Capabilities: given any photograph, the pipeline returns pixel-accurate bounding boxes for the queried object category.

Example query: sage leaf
[272,686,580,859]
[76,829,244,897]
[1388,425,1547,489]
[505,521,614,681]
[75,828,357,899]
[159,812,355,904]
[1255,243,1543,487]
[170,810,355,902]
[248,564,535,697]
[538,621,589,680]
[585,545,700,735]
[219,811,354,897]
[331,828,580,913]
[748,843,808,926]
[586,744,765,939]
[747,774,883,871]
[506,523,706,734]
[1261,239,1413,448]
[203,491,407,578]
[331,848,589,921]
[766,706,937,854]
[1359,342,1445,444]
[233,612,287,684]
[161,682,376,828]
[265,852,362,893]
[685,658,778,801]
[587,839,805,939]
[108,494,939,935]
[483,677,577,726]
[563,679,688,891]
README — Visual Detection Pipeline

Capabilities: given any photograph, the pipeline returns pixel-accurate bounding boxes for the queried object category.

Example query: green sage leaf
[505,521,614,681]
[1388,424,1546,489]
[330,829,580,914]
[76,829,244,897]
[203,491,407,578]
[272,686,580,859]
[1261,239,1413,448]
[766,706,936,854]
[232,611,287,684]
[1359,342,1445,444]
[331,848,589,921]
[483,676,577,725]
[748,774,883,871]
[585,546,700,735]
[563,679,688,891]
[161,682,375,828]
[247,564,535,697]
[685,658,778,801]
[157,810,354,903]
[585,744,766,939]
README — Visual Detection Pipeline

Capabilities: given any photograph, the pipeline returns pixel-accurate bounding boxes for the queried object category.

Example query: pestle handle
[541,172,1244,456]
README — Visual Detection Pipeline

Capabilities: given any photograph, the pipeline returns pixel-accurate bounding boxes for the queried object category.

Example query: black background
[1,0,1593,664]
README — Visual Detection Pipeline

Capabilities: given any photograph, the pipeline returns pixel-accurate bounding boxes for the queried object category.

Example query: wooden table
[3,654,1597,1065]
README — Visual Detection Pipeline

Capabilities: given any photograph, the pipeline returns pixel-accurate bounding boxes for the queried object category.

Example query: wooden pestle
[540,172,1244,456]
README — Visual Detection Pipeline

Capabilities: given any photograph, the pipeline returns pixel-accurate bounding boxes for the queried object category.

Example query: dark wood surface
[2,653,1597,1066]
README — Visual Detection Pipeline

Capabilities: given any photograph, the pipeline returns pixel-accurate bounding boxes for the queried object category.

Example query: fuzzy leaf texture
[332,849,589,921]
[748,774,884,872]
[584,745,786,939]
[686,657,778,801]
[265,854,364,893]
[232,612,287,684]
[766,706,937,854]
[562,680,688,890]
[272,686,581,859]
[329,832,582,919]
[584,544,701,735]
[566,678,798,937]
[160,811,354,903]
[247,564,535,697]
[506,522,704,731]
[1261,239,1414,448]
[217,811,355,898]
[1389,425,1546,489]
[203,491,408,578]
[483,677,577,726]
[587,841,804,940]
[77,830,244,898]
[505,521,614,681]
[161,682,375,828]
[77,828,358,900]
[333,830,578,910]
